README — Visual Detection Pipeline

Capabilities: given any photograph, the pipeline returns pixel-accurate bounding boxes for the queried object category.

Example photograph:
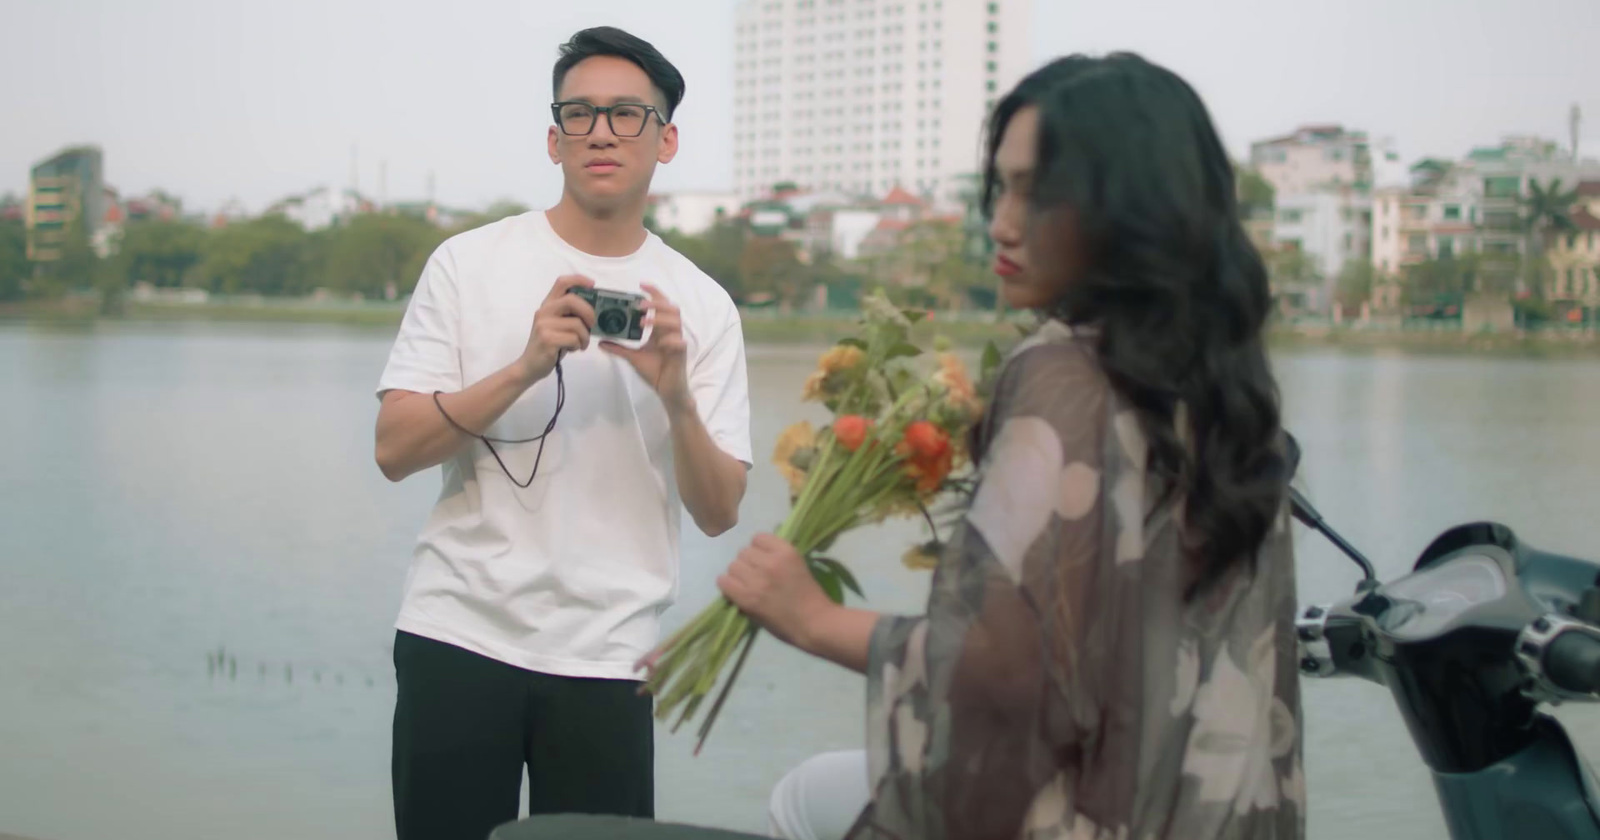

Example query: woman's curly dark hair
[983,53,1290,597]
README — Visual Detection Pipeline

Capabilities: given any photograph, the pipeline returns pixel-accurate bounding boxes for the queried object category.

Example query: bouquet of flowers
[636,292,1000,752]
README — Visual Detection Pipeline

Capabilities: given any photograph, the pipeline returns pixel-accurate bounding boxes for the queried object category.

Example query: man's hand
[601,283,692,413]
[519,275,596,385]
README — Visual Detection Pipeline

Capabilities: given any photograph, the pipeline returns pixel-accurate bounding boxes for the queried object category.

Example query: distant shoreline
[2,298,1597,358]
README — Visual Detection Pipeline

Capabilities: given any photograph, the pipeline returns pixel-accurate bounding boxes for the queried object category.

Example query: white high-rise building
[733,0,1033,205]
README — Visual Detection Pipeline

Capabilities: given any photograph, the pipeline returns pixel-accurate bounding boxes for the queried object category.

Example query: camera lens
[597,308,628,336]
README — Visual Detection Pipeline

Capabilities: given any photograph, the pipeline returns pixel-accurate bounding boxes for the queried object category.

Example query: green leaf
[807,559,846,604]
[902,308,927,323]
[837,337,868,350]
[890,368,916,397]
[981,340,1003,380]
[821,574,844,605]
[887,342,923,360]
[812,556,865,599]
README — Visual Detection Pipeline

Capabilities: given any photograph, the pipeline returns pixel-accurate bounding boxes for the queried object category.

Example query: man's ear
[658,122,680,166]
[548,125,562,165]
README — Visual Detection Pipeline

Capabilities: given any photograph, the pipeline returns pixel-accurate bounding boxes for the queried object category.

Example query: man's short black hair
[553,27,686,121]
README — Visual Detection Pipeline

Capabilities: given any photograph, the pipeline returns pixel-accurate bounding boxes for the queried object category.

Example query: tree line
[0,198,1000,314]
[657,218,996,312]
[0,200,531,309]
[11,166,1564,319]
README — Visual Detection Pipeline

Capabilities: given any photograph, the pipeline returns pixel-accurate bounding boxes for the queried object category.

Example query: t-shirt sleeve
[376,244,463,399]
[689,306,753,467]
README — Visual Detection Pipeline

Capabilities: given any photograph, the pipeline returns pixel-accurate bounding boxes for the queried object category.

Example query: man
[373,26,751,840]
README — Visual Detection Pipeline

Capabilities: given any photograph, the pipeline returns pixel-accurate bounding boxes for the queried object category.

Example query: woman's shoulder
[997,320,1109,403]
[977,321,1116,467]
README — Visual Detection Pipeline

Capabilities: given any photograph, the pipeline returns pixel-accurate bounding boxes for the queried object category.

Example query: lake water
[2,321,1600,840]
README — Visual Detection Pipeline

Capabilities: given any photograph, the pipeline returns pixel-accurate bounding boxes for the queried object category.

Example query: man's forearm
[667,401,747,537]
[374,362,536,482]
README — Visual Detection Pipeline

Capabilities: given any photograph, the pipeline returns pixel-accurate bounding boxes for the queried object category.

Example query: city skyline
[3,0,1598,215]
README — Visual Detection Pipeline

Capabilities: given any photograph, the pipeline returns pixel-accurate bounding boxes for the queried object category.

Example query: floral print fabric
[847,322,1303,840]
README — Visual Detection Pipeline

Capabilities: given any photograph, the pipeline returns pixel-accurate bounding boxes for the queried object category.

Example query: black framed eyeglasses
[551,101,665,138]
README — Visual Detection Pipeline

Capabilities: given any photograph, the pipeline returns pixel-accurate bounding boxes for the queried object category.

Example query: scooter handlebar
[1545,630,1600,697]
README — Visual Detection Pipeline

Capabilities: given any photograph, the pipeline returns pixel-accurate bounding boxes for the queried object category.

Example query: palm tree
[1520,178,1580,296]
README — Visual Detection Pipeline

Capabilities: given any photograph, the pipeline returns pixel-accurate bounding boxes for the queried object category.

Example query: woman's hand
[718,533,838,652]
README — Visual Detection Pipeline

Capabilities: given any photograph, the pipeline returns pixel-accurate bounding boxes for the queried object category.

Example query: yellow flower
[772,421,818,497]
[901,540,943,571]
[818,344,865,375]
[800,346,865,402]
[801,370,828,402]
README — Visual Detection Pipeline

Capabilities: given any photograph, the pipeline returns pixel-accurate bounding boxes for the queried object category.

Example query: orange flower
[896,424,954,497]
[817,344,865,375]
[833,415,873,452]
[933,352,975,399]
[902,420,950,463]
[933,352,983,419]
[905,448,953,496]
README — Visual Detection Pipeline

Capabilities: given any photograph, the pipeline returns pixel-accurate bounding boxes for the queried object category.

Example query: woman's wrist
[791,597,843,656]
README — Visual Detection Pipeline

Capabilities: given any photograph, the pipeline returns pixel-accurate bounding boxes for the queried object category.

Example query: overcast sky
[2,0,1596,213]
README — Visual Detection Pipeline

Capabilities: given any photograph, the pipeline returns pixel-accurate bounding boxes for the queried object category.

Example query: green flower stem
[791,456,871,553]
[653,605,734,715]
[657,655,710,714]
[791,434,904,552]
[781,436,841,539]
[644,608,722,697]
[667,612,746,725]
[802,459,908,546]
[695,611,746,696]
[671,691,707,734]
[653,609,718,670]
[694,626,760,754]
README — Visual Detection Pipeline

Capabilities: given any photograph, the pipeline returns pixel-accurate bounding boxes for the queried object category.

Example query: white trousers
[766,750,871,840]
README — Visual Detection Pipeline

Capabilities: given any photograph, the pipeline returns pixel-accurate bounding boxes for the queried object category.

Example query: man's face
[548,55,679,209]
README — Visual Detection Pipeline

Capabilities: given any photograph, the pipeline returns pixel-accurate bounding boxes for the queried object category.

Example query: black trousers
[392,631,654,840]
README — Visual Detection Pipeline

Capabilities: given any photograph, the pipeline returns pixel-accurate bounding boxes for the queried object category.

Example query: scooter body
[1297,519,1600,840]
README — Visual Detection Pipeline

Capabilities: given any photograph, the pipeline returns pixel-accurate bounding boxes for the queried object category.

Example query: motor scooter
[1290,448,1600,839]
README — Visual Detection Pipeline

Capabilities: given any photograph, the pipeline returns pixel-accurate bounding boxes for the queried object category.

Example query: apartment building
[733,0,1033,205]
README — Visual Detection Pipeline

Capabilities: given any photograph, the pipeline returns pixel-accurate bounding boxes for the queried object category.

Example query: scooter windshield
[1377,554,1509,641]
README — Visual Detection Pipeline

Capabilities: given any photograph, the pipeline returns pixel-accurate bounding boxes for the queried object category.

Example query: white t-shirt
[376,210,752,680]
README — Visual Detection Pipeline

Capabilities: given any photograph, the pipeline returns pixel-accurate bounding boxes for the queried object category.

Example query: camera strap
[432,355,565,489]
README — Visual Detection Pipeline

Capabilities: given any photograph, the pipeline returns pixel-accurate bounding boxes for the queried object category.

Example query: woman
[721,53,1303,840]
